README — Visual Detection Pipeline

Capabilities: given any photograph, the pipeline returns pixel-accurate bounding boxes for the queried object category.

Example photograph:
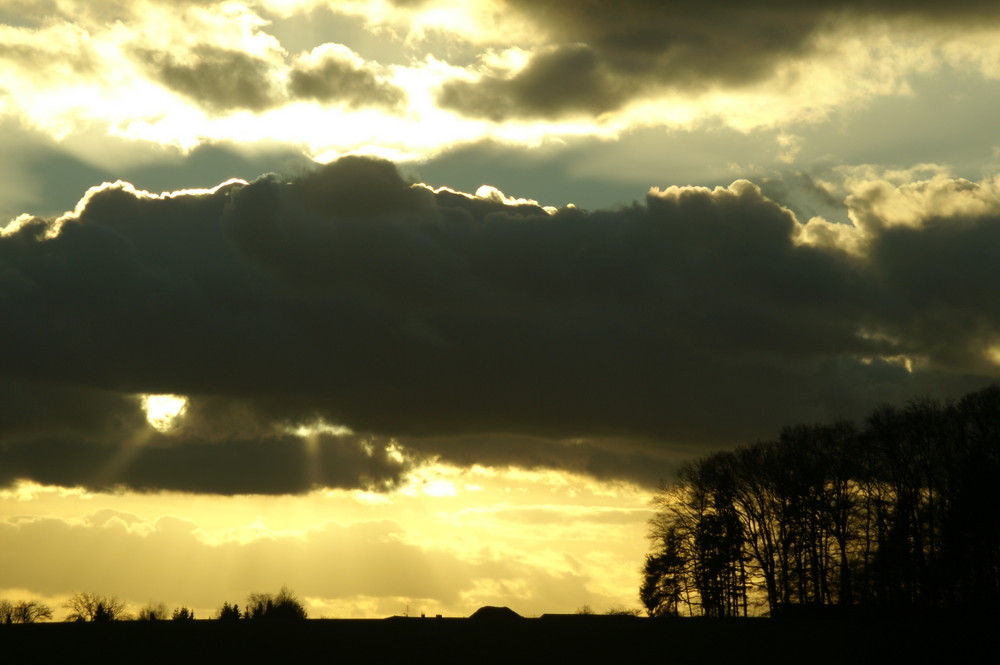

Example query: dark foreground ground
[2,615,996,664]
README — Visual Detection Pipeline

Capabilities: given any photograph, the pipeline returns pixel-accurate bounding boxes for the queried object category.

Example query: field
[2,615,993,664]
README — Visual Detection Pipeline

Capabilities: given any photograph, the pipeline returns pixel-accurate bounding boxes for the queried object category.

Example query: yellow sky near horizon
[1,464,655,620]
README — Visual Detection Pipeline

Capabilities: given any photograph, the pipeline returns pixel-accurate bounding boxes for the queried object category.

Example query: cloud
[0,376,410,495]
[0,428,410,496]
[0,20,105,103]
[134,42,408,114]
[1,156,999,493]
[436,1,1000,120]
[288,44,406,110]
[136,45,284,113]
[439,44,624,120]
[402,434,685,488]
[0,39,97,79]
[2,0,999,160]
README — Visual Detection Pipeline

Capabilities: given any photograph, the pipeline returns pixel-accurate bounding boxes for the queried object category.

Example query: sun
[140,394,189,432]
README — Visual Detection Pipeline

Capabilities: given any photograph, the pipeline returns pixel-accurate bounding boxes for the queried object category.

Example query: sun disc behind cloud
[141,394,188,432]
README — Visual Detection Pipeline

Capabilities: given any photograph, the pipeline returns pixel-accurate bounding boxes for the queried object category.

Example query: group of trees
[642,384,1000,618]
[64,593,131,622]
[136,602,195,621]
[0,599,54,623]
[0,588,306,623]
[218,587,308,621]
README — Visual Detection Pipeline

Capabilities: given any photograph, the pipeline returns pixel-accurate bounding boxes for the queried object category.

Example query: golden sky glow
[0,465,654,619]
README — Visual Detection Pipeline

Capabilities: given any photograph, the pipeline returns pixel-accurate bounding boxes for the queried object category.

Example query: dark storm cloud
[404,433,692,488]
[0,431,409,495]
[864,212,1000,369]
[137,46,281,112]
[439,0,1000,120]
[288,47,406,110]
[2,156,999,493]
[0,380,410,494]
[0,380,145,442]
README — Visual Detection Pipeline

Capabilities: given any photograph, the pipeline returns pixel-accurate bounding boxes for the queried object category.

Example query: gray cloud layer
[1,156,998,493]
[440,0,1000,119]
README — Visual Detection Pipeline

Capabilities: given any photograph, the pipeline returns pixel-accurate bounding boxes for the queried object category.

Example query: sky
[2,0,1000,620]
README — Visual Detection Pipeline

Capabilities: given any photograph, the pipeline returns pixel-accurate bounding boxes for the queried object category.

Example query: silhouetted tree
[171,607,195,621]
[64,592,129,622]
[217,602,241,621]
[0,599,12,624]
[938,387,1000,610]
[137,602,169,621]
[641,524,691,616]
[0,599,54,623]
[244,587,306,620]
[643,383,1000,616]
[683,456,748,617]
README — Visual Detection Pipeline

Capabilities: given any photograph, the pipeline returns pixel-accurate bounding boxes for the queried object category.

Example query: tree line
[0,587,306,623]
[641,384,1000,617]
